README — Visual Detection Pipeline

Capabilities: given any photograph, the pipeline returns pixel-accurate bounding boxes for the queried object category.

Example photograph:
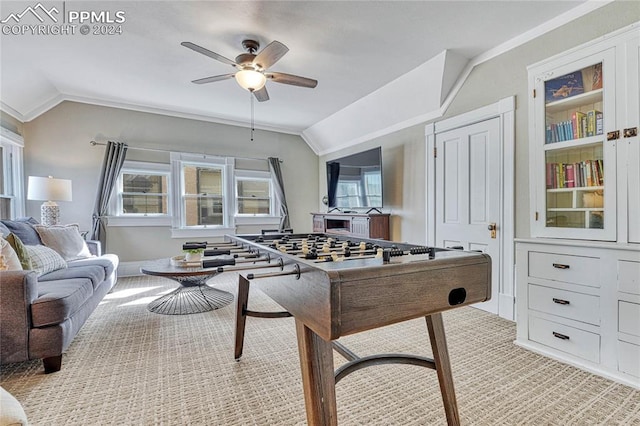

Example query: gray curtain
[90,141,128,248]
[268,157,290,231]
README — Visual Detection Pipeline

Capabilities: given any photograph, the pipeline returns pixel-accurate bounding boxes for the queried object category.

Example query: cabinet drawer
[529,251,600,287]
[618,260,640,295]
[619,301,640,337]
[529,316,600,363]
[619,341,640,378]
[528,284,599,325]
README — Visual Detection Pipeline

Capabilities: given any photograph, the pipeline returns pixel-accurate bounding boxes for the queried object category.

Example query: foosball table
[184,232,491,425]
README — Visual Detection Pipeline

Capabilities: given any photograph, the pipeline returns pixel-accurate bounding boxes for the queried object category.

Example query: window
[109,161,170,226]
[170,153,235,236]
[0,127,25,219]
[111,153,281,237]
[182,164,224,226]
[236,174,273,216]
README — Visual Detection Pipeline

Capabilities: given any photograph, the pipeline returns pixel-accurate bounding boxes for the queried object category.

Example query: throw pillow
[0,219,42,245]
[0,386,28,425]
[34,224,92,261]
[25,245,67,277]
[4,233,32,270]
[0,236,23,270]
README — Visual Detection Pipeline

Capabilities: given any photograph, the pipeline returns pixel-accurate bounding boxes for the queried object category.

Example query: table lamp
[27,176,72,226]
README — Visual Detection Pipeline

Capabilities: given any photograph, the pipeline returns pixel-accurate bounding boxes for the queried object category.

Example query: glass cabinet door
[533,49,616,240]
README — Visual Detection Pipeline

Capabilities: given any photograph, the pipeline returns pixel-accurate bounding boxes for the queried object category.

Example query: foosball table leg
[426,313,461,426]
[295,319,338,426]
[234,275,250,360]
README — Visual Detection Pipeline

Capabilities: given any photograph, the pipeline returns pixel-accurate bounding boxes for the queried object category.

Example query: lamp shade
[235,69,267,91]
[27,176,72,202]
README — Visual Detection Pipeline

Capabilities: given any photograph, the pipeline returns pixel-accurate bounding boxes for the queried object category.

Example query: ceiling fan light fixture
[235,69,267,91]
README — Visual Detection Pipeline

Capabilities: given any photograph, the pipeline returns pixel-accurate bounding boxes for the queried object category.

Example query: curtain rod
[89,140,282,163]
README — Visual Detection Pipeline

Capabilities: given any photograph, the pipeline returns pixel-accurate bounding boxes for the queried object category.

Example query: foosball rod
[183,241,246,252]
[215,258,284,274]
[245,264,301,280]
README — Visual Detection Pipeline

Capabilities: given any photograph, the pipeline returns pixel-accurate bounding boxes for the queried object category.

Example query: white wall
[318,124,425,243]
[22,101,318,261]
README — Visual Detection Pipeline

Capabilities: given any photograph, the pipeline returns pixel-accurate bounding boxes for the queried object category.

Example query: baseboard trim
[514,339,640,390]
[118,261,145,277]
[499,293,515,321]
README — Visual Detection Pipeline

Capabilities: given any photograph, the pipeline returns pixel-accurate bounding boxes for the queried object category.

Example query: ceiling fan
[181,39,318,102]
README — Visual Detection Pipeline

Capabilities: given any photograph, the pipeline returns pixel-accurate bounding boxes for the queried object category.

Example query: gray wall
[319,1,639,243]
[22,101,317,261]
[318,124,426,243]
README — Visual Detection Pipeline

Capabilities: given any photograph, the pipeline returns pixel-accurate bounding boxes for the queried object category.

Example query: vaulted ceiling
[0,1,601,154]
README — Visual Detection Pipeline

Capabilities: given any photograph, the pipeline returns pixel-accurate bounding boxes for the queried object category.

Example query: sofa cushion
[4,233,32,270]
[67,254,119,278]
[25,245,67,277]
[39,265,106,290]
[31,278,94,327]
[0,219,42,245]
[34,224,92,261]
[0,236,22,270]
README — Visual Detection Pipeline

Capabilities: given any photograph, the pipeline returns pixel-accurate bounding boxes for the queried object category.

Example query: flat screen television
[326,147,383,211]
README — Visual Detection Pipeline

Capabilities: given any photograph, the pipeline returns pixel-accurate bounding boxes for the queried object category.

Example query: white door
[435,118,501,314]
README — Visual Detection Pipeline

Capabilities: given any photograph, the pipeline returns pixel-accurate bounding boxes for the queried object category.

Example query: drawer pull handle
[552,298,570,305]
[552,331,570,340]
[552,263,570,269]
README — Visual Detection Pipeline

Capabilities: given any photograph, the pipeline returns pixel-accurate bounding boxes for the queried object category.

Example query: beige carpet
[1,274,639,425]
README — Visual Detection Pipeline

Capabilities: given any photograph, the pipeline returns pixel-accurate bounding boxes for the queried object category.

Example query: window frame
[170,152,236,238]
[108,160,171,227]
[235,170,276,217]
[0,127,25,219]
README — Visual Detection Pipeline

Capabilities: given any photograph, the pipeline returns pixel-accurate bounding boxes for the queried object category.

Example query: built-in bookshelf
[518,24,640,389]
[536,59,611,234]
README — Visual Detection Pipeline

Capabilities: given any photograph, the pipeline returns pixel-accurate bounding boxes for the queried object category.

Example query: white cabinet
[516,241,640,389]
[517,24,640,389]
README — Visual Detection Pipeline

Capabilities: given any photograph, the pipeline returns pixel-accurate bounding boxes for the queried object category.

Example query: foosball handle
[202,258,236,268]
[204,249,232,256]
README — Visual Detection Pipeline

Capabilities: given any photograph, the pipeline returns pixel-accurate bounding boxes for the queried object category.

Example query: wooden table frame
[235,275,461,425]
[227,233,490,425]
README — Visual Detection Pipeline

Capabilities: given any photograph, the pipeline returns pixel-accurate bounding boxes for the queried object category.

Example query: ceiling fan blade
[253,86,269,102]
[267,72,318,88]
[253,41,289,70]
[191,74,235,84]
[181,42,237,67]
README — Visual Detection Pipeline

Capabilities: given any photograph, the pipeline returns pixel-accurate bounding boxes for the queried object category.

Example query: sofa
[0,218,118,373]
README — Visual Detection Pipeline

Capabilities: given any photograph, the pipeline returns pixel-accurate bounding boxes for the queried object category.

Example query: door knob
[488,223,497,239]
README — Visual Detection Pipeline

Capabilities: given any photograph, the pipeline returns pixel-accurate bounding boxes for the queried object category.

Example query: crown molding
[5,93,302,136]
[0,101,26,122]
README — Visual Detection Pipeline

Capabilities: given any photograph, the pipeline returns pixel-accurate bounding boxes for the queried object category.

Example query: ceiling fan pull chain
[250,91,255,142]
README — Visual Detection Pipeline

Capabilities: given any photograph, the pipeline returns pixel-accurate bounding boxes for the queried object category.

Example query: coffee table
[140,258,234,315]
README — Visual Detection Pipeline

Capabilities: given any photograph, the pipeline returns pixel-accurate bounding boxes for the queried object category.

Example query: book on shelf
[546,111,592,143]
[572,111,586,139]
[546,160,604,189]
[592,63,602,90]
[545,71,585,104]
[565,164,575,188]
[586,110,603,137]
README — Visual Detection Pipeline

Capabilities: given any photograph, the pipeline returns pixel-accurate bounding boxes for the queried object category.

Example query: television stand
[311,212,390,240]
